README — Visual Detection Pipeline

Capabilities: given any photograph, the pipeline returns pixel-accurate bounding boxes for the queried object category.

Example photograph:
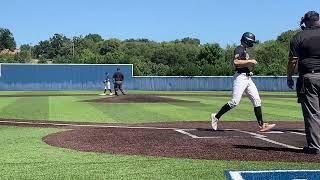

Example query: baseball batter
[210,32,276,132]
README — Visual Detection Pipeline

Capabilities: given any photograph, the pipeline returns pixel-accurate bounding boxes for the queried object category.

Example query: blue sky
[1,0,319,47]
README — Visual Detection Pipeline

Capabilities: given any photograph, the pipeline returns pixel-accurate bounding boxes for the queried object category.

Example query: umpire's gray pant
[300,73,320,151]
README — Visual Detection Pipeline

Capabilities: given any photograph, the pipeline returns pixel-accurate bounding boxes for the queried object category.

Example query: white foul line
[290,131,306,136]
[174,129,243,139]
[174,129,199,138]
[232,169,320,173]
[234,129,302,150]
[227,170,320,180]
[0,120,184,131]
[175,129,303,150]
[229,171,244,180]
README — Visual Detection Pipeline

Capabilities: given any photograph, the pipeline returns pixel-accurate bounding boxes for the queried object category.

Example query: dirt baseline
[1,119,318,162]
[0,119,314,163]
[84,94,198,103]
[0,93,297,99]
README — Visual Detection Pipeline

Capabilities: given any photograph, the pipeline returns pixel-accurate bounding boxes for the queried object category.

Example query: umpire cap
[300,11,319,30]
[302,11,319,22]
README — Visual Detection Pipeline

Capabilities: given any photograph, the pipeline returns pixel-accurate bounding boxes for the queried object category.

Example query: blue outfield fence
[0,63,298,91]
[0,64,133,90]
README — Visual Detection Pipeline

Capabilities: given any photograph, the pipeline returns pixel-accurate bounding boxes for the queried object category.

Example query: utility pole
[72,41,74,57]
[29,43,32,58]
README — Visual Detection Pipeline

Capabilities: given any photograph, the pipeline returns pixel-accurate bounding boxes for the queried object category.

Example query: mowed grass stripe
[205,96,302,120]
[0,97,49,120]
[48,96,112,122]
[228,99,302,121]
[140,102,203,122]
[158,96,220,121]
[0,97,20,110]
[91,103,173,123]
[168,96,302,121]
[0,91,26,95]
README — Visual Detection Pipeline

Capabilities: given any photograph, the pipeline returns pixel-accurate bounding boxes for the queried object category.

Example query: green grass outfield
[0,90,319,179]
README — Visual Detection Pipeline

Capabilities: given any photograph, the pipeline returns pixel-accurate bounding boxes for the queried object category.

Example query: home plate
[99,93,106,96]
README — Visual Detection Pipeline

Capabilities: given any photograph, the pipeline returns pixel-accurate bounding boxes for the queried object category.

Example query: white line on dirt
[290,132,306,136]
[260,131,284,134]
[174,129,232,139]
[174,129,199,138]
[234,129,302,150]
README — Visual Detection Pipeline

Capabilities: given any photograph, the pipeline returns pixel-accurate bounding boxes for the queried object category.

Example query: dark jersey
[113,72,124,81]
[289,26,320,73]
[234,45,250,73]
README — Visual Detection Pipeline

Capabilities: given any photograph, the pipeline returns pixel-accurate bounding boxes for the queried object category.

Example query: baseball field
[0,90,319,179]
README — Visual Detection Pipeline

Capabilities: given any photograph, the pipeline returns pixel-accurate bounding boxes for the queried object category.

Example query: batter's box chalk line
[174,128,303,150]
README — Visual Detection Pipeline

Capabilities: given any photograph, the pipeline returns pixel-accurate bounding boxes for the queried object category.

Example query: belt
[237,72,253,76]
[301,69,320,75]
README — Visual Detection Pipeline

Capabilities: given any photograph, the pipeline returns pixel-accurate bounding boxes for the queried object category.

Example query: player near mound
[103,79,113,96]
[210,32,276,132]
[113,68,126,96]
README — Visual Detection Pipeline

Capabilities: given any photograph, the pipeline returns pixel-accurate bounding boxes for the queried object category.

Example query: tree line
[0,28,300,76]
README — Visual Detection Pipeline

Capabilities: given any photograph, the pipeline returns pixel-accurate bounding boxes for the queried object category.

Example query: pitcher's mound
[85,94,197,103]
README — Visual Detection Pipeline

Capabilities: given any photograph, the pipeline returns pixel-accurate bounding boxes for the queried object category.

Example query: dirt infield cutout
[83,94,198,103]
[1,119,320,162]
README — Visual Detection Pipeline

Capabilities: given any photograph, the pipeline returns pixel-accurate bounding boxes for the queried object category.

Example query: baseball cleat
[259,123,276,132]
[210,113,219,131]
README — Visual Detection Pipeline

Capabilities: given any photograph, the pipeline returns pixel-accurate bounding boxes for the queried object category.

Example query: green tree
[79,49,99,64]
[84,34,103,43]
[277,29,300,46]
[198,43,224,65]
[20,44,33,60]
[50,34,73,59]
[254,40,288,75]
[0,54,15,63]
[174,37,201,46]
[169,63,200,76]
[99,39,121,55]
[33,40,53,59]
[0,28,16,50]
[151,42,199,66]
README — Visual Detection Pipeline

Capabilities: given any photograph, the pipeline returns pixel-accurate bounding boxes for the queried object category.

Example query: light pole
[29,43,32,59]
[72,40,74,57]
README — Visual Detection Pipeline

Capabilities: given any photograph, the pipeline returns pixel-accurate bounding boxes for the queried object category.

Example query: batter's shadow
[234,145,304,153]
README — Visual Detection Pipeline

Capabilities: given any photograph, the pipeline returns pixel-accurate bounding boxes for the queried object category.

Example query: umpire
[113,68,126,96]
[287,11,320,155]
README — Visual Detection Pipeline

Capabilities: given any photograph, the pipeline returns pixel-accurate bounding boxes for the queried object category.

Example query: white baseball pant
[228,73,261,108]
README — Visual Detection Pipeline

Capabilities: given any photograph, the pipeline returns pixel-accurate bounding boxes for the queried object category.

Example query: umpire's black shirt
[290,26,320,74]
[234,45,250,73]
[113,72,124,81]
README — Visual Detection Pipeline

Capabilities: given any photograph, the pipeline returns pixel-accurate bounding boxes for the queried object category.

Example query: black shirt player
[234,45,251,75]
[112,68,126,96]
[211,32,275,132]
[287,11,320,155]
